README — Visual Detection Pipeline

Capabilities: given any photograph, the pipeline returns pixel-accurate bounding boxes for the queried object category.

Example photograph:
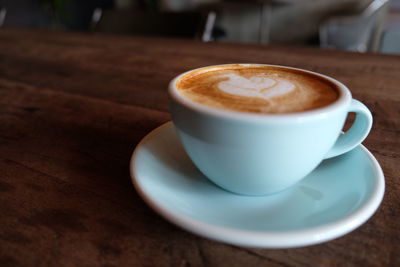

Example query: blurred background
[0,0,399,54]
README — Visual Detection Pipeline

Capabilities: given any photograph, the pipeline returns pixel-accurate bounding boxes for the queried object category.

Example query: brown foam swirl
[176,65,339,114]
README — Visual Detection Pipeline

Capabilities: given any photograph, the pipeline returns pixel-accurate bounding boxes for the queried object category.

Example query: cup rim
[168,64,352,122]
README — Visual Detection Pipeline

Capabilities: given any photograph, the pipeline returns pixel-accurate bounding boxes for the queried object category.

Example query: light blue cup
[168,64,372,196]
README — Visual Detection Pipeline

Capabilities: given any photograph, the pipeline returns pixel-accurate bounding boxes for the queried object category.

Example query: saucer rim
[130,122,385,248]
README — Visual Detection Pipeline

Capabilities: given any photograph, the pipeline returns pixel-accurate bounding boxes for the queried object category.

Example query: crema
[176,65,339,114]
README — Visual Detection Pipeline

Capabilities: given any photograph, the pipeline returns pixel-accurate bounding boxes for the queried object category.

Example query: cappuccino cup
[168,64,372,195]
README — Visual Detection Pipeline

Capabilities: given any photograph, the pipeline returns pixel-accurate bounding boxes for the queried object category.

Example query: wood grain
[0,28,399,267]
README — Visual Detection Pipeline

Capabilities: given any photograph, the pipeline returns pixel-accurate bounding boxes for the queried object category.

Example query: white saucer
[130,122,385,248]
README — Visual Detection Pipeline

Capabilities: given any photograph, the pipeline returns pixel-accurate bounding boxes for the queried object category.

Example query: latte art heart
[176,65,339,114]
[218,73,295,99]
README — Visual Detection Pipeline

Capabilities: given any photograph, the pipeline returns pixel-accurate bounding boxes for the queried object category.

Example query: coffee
[170,64,372,195]
[176,64,339,114]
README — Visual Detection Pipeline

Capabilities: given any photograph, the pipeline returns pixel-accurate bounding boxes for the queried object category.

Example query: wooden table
[0,28,399,266]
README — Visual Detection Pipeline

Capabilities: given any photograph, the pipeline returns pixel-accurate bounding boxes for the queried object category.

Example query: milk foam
[218,73,295,100]
[176,65,339,114]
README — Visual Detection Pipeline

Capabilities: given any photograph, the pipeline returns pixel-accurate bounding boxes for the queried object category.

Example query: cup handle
[324,99,373,159]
